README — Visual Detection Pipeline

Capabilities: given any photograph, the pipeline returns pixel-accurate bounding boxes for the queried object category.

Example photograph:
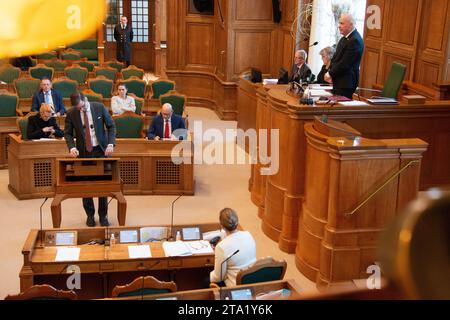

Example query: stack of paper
[162,241,192,257]
[185,241,214,255]
[55,247,80,262]
[309,89,332,97]
[263,79,278,85]
[338,101,369,107]
[309,84,333,91]
[128,245,152,259]
[202,230,226,242]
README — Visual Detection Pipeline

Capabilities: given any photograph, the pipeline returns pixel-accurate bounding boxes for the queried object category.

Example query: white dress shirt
[111,95,136,115]
[79,101,99,147]
[210,230,257,286]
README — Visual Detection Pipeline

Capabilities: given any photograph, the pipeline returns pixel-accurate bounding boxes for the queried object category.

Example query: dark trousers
[82,146,108,218]
[334,87,356,99]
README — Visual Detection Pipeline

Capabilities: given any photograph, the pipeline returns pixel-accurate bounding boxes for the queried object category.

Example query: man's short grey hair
[341,13,356,26]
[162,103,173,112]
[296,49,308,60]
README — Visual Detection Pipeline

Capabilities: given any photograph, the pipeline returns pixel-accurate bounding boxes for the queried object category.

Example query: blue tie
[44,92,50,104]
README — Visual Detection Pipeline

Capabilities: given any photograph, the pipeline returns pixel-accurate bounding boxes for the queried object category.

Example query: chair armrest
[209,283,220,289]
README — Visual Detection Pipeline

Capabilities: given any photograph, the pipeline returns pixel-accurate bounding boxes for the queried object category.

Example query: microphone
[219,249,240,299]
[38,197,49,248]
[309,41,319,47]
[169,195,183,240]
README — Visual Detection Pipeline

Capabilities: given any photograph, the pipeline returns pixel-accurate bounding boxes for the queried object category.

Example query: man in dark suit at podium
[114,16,134,67]
[64,92,116,227]
[325,14,364,99]
[147,103,186,140]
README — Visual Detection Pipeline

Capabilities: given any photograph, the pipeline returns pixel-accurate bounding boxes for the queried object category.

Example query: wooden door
[104,0,155,71]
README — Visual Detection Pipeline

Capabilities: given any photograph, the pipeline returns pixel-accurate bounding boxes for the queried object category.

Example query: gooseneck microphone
[38,197,49,248]
[309,41,319,47]
[219,249,240,299]
[169,195,183,240]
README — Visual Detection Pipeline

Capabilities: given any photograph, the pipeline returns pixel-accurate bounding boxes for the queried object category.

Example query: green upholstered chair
[36,51,58,61]
[121,77,147,99]
[128,93,144,114]
[236,257,287,285]
[380,62,407,99]
[88,76,114,98]
[45,60,68,72]
[13,77,40,98]
[159,90,186,116]
[29,64,54,80]
[78,60,95,72]
[83,89,103,103]
[121,65,145,80]
[0,90,19,117]
[5,284,77,300]
[113,111,145,138]
[112,276,177,298]
[68,39,98,64]
[94,66,118,82]
[53,77,78,98]
[61,50,82,61]
[104,60,124,72]
[17,112,38,140]
[151,79,175,99]
[65,64,89,85]
[0,64,21,85]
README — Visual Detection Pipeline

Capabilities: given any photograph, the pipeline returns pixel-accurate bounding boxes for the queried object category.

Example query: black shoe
[86,216,96,227]
[100,217,110,227]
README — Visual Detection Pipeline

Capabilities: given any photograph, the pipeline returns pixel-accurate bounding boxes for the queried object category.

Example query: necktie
[44,92,50,104]
[83,110,93,152]
[164,119,170,139]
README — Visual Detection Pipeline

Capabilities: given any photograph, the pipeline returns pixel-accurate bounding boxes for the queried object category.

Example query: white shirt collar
[345,28,356,39]
[81,100,91,113]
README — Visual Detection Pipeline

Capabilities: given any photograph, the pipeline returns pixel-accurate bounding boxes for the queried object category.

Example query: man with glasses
[31,77,66,116]
[146,103,186,140]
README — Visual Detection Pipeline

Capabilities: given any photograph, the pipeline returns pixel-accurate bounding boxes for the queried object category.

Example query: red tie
[164,120,170,139]
[83,110,93,152]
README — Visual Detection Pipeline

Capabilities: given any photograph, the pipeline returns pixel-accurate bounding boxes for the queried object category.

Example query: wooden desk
[102,279,302,300]
[19,224,219,299]
[0,117,18,169]
[8,135,195,199]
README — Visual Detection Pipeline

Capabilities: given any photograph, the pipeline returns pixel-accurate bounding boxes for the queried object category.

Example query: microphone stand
[218,249,240,300]
[37,197,49,248]
[169,195,183,241]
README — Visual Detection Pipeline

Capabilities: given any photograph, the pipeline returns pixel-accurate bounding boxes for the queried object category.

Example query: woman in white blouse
[111,84,136,115]
[210,208,257,287]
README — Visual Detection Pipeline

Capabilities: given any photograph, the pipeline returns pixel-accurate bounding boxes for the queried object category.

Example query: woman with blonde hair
[316,46,336,84]
[27,103,64,140]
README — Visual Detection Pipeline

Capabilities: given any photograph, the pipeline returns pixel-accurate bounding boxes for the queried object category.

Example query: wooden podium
[296,118,428,287]
[50,158,127,228]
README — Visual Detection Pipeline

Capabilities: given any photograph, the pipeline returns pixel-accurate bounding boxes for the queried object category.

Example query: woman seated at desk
[111,83,136,116]
[316,46,335,84]
[27,103,64,140]
[210,208,256,287]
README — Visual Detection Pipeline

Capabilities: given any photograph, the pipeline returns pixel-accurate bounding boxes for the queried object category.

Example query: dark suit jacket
[64,102,116,158]
[27,114,64,140]
[329,29,364,90]
[316,65,330,84]
[31,90,66,115]
[290,63,312,83]
[114,24,134,62]
[147,114,186,140]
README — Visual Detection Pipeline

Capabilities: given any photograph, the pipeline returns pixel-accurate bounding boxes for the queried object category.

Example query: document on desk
[202,229,226,242]
[128,245,152,259]
[186,241,214,255]
[309,84,333,91]
[55,247,80,262]
[309,89,332,97]
[162,241,192,257]
[338,101,369,107]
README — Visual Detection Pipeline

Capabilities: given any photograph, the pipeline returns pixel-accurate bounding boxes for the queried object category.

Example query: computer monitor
[250,68,263,83]
[277,68,289,84]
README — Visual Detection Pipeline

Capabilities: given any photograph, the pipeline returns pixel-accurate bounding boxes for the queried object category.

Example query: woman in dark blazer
[316,46,336,84]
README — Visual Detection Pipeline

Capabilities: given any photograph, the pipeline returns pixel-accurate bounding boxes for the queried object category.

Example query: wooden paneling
[386,0,420,46]
[186,23,215,66]
[234,31,272,74]
[235,0,273,21]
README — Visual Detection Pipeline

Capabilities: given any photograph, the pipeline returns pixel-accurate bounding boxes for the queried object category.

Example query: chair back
[29,64,54,80]
[68,39,98,63]
[78,60,95,72]
[17,112,38,140]
[160,90,186,116]
[65,64,89,85]
[381,62,407,99]
[45,59,68,72]
[95,66,118,82]
[5,284,77,300]
[13,77,40,98]
[0,90,19,117]
[0,64,21,84]
[88,76,114,98]
[151,80,175,99]
[128,93,144,114]
[112,276,177,298]
[104,60,124,72]
[113,111,145,138]
[236,257,287,285]
[122,65,145,80]
[53,77,78,98]
[83,89,104,103]
[121,77,147,98]
[36,51,57,60]
[61,50,82,61]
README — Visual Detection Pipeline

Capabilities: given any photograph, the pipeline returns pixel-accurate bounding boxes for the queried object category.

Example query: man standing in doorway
[114,15,134,67]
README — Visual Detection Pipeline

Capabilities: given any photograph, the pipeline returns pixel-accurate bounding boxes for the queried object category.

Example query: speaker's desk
[20,224,220,299]
[7,135,195,199]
